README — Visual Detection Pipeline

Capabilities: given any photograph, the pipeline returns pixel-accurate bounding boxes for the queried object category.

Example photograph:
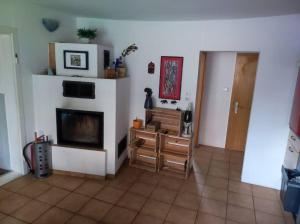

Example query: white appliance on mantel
[32,74,130,177]
[54,43,113,78]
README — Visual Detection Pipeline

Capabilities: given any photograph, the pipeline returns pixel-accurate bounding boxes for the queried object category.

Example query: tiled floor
[0,145,294,224]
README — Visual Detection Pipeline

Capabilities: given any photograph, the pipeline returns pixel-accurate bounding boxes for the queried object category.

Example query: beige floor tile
[252,185,278,201]
[17,182,51,198]
[129,182,155,197]
[133,213,163,224]
[187,172,206,185]
[180,181,204,196]
[95,186,125,204]
[0,212,7,220]
[253,197,282,216]
[37,186,70,205]
[212,152,230,162]
[66,215,98,224]
[229,170,242,181]
[1,216,27,224]
[255,211,285,224]
[227,205,255,224]
[174,191,201,210]
[119,166,143,178]
[138,172,160,186]
[141,199,171,220]
[151,186,177,204]
[117,192,147,211]
[199,198,227,218]
[102,206,137,224]
[2,176,34,192]
[74,180,104,197]
[47,175,85,191]
[206,176,228,190]
[107,177,134,191]
[193,162,209,174]
[166,205,197,224]
[283,211,295,224]
[57,192,90,212]
[228,180,252,195]
[0,193,30,214]
[228,192,253,209]
[208,167,229,179]
[211,160,230,169]
[196,212,226,224]
[33,207,73,224]
[79,199,112,221]
[202,186,228,202]
[0,189,13,201]
[230,163,243,172]
[226,220,240,224]
[158,176,183,191]
[12,200,50,223]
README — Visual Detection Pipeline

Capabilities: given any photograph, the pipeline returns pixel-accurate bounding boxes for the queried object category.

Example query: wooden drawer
[160,134,191,155]
[130,128,158,151]
[145,108,182,136]
[160,153,187,172]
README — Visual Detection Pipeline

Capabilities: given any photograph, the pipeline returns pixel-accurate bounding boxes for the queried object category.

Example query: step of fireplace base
[52,145,107,176]
[53,169,106,180]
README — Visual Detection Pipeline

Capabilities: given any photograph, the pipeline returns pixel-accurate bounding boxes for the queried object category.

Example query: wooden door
[225,53,259,151]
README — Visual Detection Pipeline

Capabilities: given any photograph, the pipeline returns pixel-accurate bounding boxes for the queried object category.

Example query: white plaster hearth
[32,74,130,176]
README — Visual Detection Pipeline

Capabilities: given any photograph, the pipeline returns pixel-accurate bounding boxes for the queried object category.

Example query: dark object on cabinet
[281,166,300,214]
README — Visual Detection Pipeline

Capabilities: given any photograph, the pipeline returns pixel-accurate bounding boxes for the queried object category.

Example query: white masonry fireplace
[32,74,130,177]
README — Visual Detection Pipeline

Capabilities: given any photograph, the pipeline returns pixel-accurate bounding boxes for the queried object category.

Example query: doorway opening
[0,31,25,185]
[194,51,259,179]
[0,93,11,175]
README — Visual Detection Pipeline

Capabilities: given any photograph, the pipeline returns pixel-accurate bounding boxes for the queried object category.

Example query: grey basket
[33,142,52,178]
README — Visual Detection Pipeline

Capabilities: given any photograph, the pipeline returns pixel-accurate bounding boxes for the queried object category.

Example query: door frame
[0,26,26,175]
[194,51,259,148]
[194,52,207,146]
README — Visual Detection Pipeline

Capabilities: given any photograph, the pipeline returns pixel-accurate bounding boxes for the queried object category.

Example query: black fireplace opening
[56,108,104,149]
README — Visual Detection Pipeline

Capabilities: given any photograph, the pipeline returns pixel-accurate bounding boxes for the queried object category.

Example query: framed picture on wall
[159,56,184,100]
[63,50,89,70]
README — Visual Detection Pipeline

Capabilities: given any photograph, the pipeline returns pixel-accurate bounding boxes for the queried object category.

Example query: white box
[54,43,113,78]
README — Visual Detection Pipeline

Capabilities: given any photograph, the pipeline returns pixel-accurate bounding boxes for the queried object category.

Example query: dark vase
[144,88,153,109]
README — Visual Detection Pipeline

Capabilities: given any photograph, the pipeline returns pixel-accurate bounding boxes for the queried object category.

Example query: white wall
[115,78,131,171]
[199,52,236,148]
[77,15,300,189]
[0,0,77,174]
[0,0,77,143]
[0,34,24,173]
[0,94,10,170]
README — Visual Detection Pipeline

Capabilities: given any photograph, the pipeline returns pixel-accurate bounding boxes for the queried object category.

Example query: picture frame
[159,56,184,100]
[63,50,89,70]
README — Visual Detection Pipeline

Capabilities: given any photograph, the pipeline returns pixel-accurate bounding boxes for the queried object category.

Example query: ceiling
[31,0,300,21]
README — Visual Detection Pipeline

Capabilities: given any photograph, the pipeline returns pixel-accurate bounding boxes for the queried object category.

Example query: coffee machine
[182,103,193,137]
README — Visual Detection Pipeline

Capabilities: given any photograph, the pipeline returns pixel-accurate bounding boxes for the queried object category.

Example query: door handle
[234,101,239,114]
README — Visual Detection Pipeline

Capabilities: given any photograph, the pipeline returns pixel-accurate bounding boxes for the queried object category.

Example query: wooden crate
[128,128,159,172]
[145,107,183,136]
[158,133,192,178]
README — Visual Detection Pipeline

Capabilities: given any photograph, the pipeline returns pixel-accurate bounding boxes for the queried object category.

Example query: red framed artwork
[159,56,184,100]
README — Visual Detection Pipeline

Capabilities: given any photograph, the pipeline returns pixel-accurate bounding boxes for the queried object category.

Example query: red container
[290,68,300,137]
